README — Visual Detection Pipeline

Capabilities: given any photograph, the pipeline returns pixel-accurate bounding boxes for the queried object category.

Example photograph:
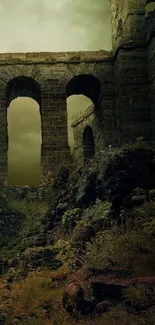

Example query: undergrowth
[0,198,49,259]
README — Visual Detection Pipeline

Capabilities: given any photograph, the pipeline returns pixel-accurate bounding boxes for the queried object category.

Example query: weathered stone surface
[62,282,95,315]
[0,51,112,186]
[62,282,85,315]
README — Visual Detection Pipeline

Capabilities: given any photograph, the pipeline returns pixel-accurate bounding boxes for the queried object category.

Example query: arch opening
[83,125,95,163]
[66,74,101,153]
[6,77,42,186]
[5,76,41,107]
[66,74,101,105]
[67,95,93,153]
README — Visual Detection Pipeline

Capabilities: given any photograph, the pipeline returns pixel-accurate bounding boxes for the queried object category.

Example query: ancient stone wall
[0,1,155,184]
[114,45,151,144]
[0,51,112,186]
[110,0,146,49]
[72,0,153,163]
[112,0,151,145]
[72,105,95,166]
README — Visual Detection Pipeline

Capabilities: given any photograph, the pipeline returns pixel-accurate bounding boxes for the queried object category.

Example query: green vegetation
[8,199,49,237]
[62,208,81,234]
[83,228,155,272]
[83,201,155,276]
[123,284,155,311]
[1,142,155,324]
[1,196,155,324]
[0,198,49,260]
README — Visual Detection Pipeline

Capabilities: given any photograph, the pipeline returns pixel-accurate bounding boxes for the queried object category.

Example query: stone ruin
[0,0,154,189]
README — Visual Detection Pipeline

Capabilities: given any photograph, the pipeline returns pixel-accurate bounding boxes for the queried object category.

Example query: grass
[122,284,155,311]
[8,199,49,237]
[1,144,155,324]
[0,198,49,261]
[83,225,155,275]
[0,271,149,325]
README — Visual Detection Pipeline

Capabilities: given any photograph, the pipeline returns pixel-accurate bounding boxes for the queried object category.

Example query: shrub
[84,229,155,271]
[123,284,155,311]
[62,208,81,234]
[142,219,155,237]
[8,199,48,237]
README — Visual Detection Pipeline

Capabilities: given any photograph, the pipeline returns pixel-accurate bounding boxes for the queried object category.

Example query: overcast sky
[2,0,112,185]
[0,0,112,52]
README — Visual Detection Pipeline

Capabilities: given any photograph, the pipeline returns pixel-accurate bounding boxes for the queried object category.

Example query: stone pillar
[0,99,7,186]
[111,0,151,144]
[115,47,151,144]
[40,96,70,183]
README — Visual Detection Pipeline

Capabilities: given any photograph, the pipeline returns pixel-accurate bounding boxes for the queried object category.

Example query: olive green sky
[3,0,153,185]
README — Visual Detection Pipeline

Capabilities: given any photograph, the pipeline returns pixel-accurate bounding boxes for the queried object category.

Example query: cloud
[0,0,112,52]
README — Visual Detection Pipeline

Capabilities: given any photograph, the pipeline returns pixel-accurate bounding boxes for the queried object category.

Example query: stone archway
[66,74,101,154]
[66,74,101,105]
[83,125,95,163]
[5,76,42,186]
[5,76,41,107]
[7,97,41,186]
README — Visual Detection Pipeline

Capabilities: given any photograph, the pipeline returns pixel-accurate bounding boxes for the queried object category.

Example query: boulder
[62,282,95,315]
[62,283,85,315]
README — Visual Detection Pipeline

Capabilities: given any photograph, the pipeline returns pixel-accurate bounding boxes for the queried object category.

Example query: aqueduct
[0,0,155,187]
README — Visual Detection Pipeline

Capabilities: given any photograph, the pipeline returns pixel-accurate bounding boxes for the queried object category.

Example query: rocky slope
[0,140,155,325]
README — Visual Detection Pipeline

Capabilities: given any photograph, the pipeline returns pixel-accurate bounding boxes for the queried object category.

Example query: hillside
[1,140,155,325]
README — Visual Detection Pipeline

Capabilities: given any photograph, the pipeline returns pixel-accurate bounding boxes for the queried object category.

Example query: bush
[84,228,155,272]
[123,284,155,311]
[143,219,155,237]
[8,199,48,238]
[0,199,49,262]
[62,208,81,234]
